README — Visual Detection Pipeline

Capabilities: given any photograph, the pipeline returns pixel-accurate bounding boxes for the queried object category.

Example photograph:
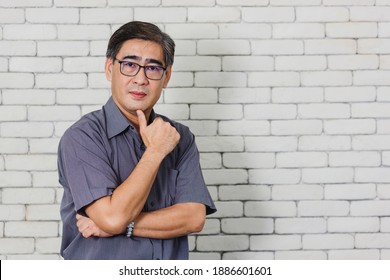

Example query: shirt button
[150,201,155,207]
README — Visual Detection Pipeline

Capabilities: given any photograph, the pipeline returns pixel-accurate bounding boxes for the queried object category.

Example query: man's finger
[137,110,147,131]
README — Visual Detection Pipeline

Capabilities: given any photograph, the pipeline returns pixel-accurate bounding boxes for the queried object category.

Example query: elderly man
[58,21,216,260]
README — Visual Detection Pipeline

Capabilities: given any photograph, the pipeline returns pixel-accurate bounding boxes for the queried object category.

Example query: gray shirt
[58,97,216,260]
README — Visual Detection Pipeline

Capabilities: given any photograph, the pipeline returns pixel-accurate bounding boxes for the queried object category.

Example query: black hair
[106,21,175,67]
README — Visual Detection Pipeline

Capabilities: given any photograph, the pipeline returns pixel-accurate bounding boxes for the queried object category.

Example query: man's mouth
[129,91,147,99]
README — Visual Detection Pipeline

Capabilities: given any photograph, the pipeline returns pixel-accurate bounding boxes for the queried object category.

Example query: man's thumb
[136,110,147,130]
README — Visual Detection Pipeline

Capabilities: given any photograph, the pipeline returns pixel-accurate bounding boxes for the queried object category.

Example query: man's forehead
[117,39,164,62]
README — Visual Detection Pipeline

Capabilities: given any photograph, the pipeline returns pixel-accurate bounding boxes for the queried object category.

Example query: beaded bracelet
[126,222,135,238]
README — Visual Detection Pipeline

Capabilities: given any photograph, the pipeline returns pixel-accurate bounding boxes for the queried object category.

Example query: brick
[0,171,31,187]
[218,0,268,5]
[271,120,323,136]
[0,57,7,71]
[301,71,353,86]
[38,41,90,56]
[55,0,107,7]
[10,57,62,73]
[5,155,57,171]
[0,238,34,254]
[352,200,390,216]
[198,235,249,251]
[303,234,354,249]
[271,0,322,5]
[324,119,376,135]
[0,106,26,121]
[203,169,247,185]
[381,55,390,69]
[200,153,221,169]
[298,103,350,119]
[90,40,107,56]
[175,40,196,55]
[3,188,55,204]
[328,217,379,233]
[57,89,110,105]
[323,0,374,4]
[272,87,323,103]
[245,104,296,120]
[299,135,351,151]
[249,72,300,87]
[305,39,356,54]
[327,23,377,39]
[88,72,112,89]
[0,205,25,220]
[223,252,273,260]
[299,201,350,217]
[164,88,218,104]
[302,168,353,183]
[195,72,246,87]
[329,250,380,260]
[252,40,304,55]
[354,71,390,85]
[276,152,327,167]
[356,168,390,183]
[28,106,80,121]
[219,185,271,201]
[36,237,61,254]
[166,24,218,39]
[381,217,390,232]
[191,253,221,260]
[58,25,111,40]
[180,120,217,136]
[27,205,61,221]
[325,87,376,102]
[190,104,242,120]
[275,250,326,260]
[5,222,58,237]
[219,88,270,104]
[80,8,133,24]
[3,24,56,40]
[135,8,186,23]
[164,0,212,6]
[29,138,60,154]
[296,7,349,22]
[220,24,271,39]
[358,39,390,54]
[222,218,273,234]
[2,90,55,105]
[219,120,270,136]
[0,8,24,23]
[245,201,296,217]
[32,171,60,188]
[275,218,326,234]
[352,103,390,117]
[198,40,250,55]
[223,56,273,71]
[353,135,390,150]
[36,74,87,89]
[173,56,221,72]
[330,152,379,167]
[380,120,390,134]
[249,169,301,184]
[351,7,390,21]
[356,234,390,248]
[223,153,275,168]
[210,202,243,218]
[0,122,53,138]
[197,219,220,235]
[250,235,301,250]
[188,7,240,22]
[0,139,28,154]
[110,0,159,6]
[64,57,105,73]
[54,122,74,137]
[379,23,390,37]
[0,0,52,7]
[154,104,189,120]
[328,55,378,70]
[26,8,79,23]
[245,136,297,152]
[0,73,34,89]
[273,23,324,38]
[242,7,295,22]
[382,152,390,165]
[272,185,323,200]
[275,56,326,71]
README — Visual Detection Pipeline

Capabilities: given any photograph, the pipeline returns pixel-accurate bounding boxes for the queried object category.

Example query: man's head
[104,21,175,122]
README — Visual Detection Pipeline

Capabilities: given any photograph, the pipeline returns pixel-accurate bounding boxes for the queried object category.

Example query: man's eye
[123,62,137,68]
[146,65,162,72]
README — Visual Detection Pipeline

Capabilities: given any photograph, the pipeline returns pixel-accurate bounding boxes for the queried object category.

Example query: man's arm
[84,110,180,235]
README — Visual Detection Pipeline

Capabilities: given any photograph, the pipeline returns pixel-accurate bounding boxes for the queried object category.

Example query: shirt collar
[104,97,157,139]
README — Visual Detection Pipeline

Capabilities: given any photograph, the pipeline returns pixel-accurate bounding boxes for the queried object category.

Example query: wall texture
[1,0,390,260]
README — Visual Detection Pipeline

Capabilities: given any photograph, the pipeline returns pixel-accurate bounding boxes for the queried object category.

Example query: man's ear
[105,57,113,81]
[163,65,172,88]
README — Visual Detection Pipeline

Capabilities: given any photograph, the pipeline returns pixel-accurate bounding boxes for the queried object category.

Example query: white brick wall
[1,1,390,260]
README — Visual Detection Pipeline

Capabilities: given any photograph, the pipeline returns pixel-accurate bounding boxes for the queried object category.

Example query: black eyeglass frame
[113,58,167,81]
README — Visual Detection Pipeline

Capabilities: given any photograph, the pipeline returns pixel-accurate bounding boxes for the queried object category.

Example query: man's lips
[129,91,147,99]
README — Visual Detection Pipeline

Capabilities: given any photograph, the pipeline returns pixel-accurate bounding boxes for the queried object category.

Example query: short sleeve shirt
[58,97,216,260]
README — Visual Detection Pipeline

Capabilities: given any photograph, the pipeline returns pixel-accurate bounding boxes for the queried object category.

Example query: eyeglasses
[114,58,166,80]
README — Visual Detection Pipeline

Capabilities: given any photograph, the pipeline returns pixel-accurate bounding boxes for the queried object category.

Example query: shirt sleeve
[173,127,217,215]
[58,126,118,213]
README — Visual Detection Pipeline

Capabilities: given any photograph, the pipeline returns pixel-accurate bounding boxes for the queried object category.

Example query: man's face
[105,39,171,120]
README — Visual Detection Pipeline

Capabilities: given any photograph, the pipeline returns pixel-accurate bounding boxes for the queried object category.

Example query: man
[58,21,216,260]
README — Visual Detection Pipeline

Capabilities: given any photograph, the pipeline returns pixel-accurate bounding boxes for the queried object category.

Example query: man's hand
[137,110,180,159]
[76,214,113,238]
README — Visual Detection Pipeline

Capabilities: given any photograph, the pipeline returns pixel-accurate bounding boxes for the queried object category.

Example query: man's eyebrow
[121,55,164,66]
